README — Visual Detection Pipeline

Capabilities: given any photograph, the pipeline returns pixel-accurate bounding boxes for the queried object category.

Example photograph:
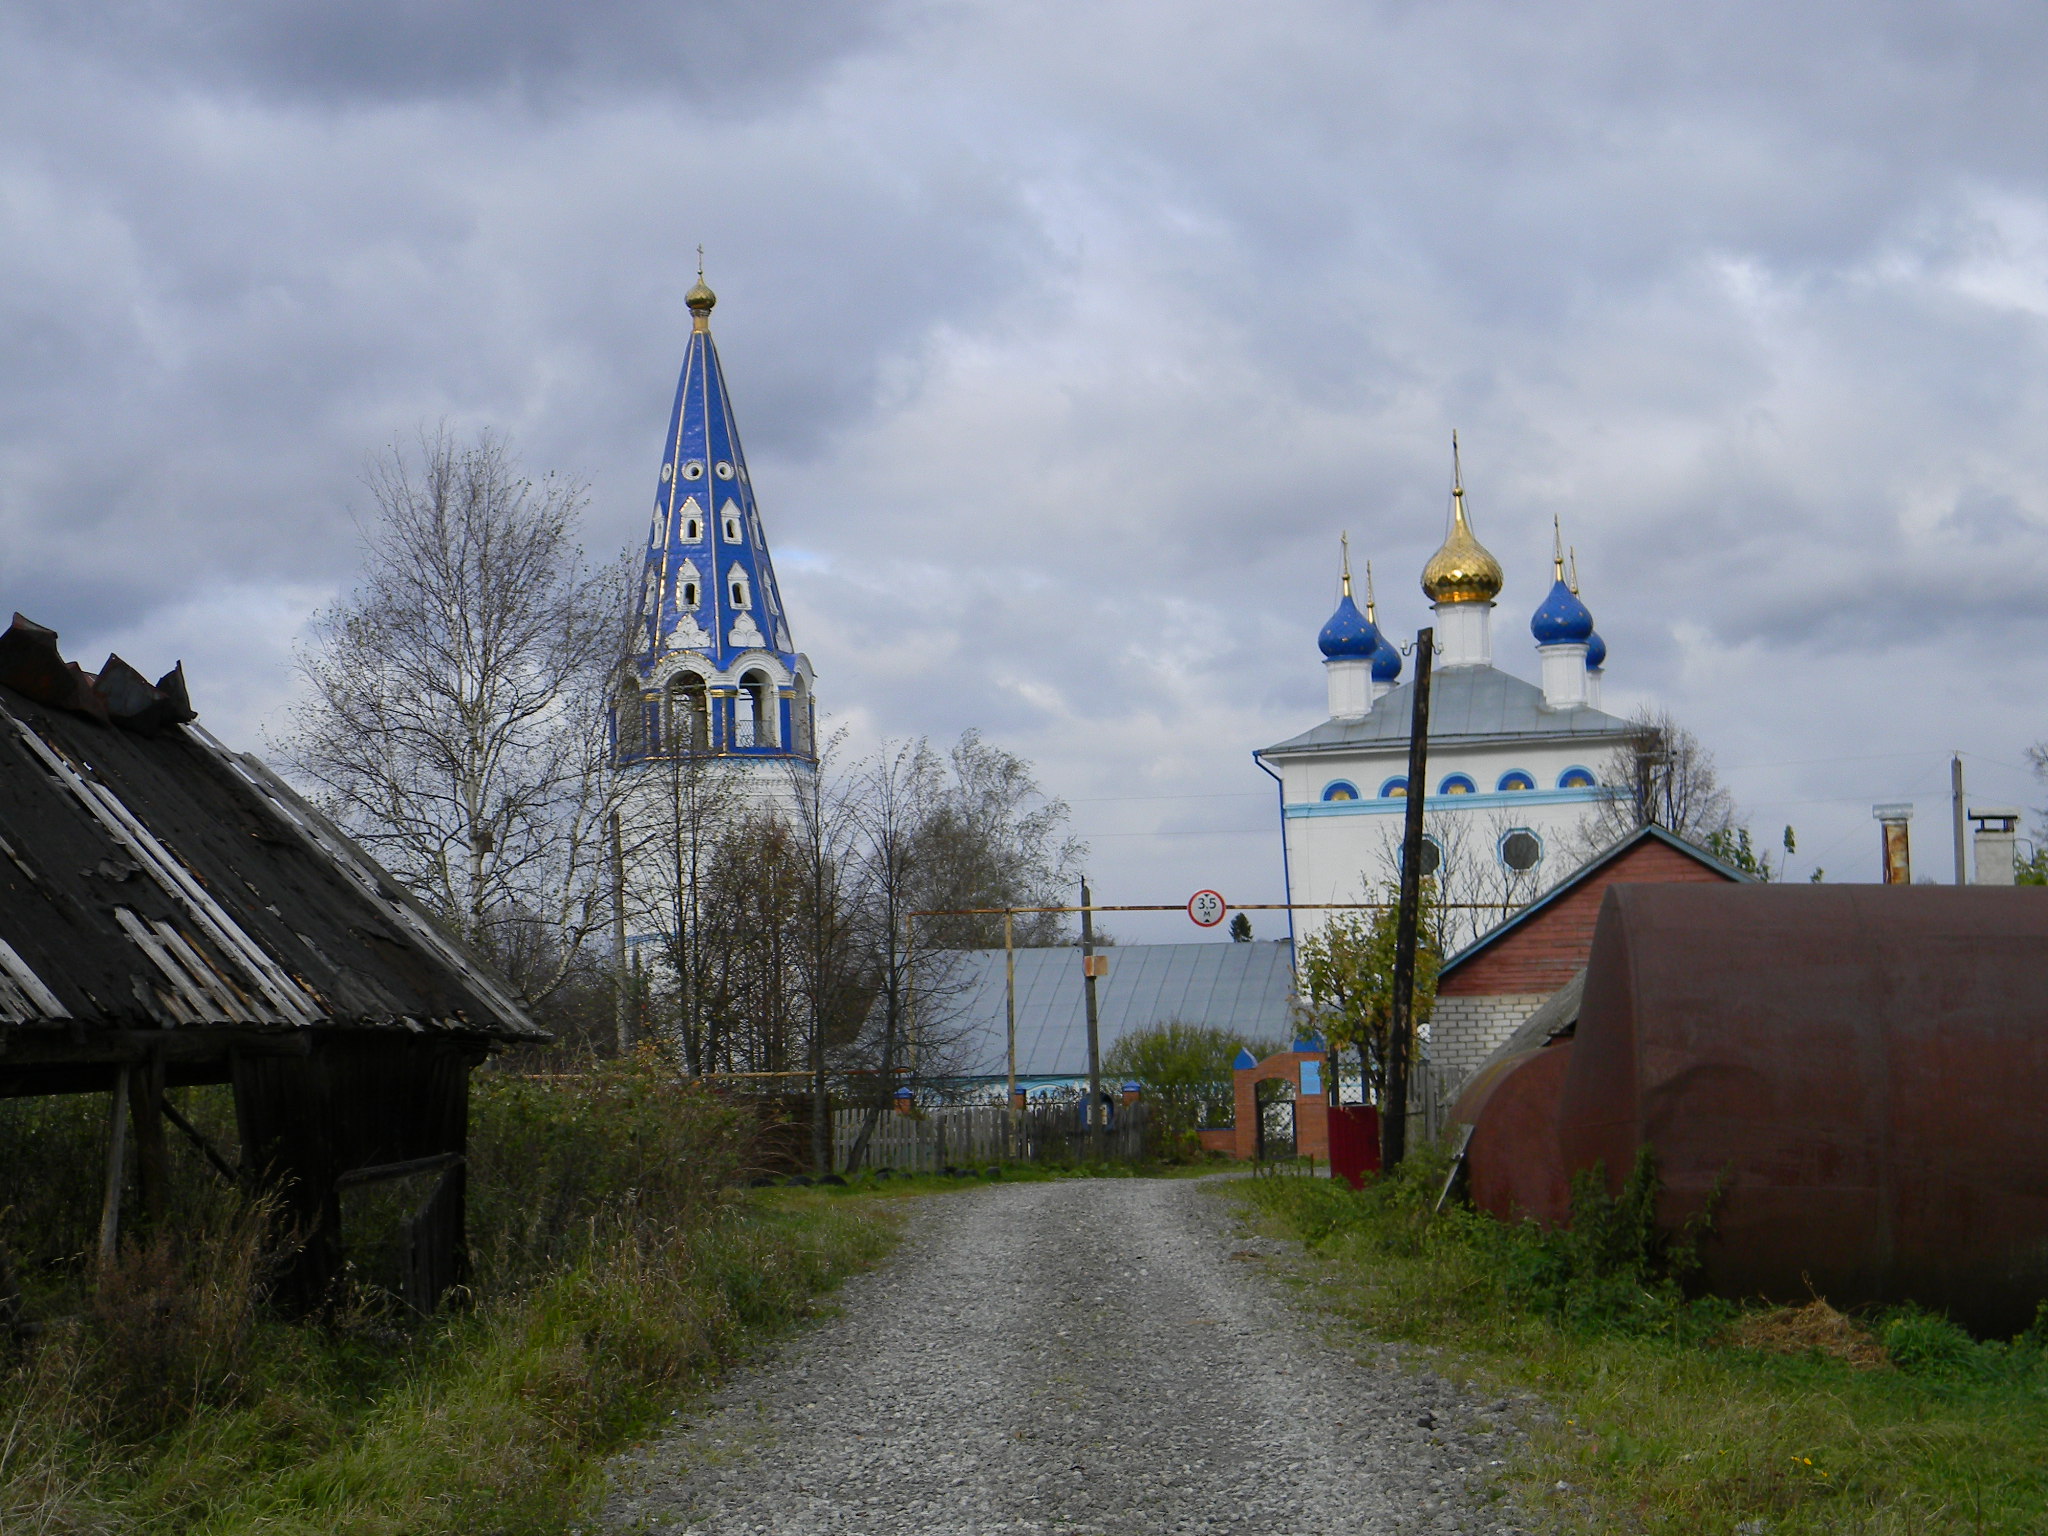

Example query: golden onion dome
[685,277,717,316]
[1421,439,1503,604]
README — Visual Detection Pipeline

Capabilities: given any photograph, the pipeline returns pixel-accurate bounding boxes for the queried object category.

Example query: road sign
[1187,890,1227,927]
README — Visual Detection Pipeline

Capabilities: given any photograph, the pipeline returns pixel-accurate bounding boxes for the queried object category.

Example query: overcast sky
[5,1,2047,938]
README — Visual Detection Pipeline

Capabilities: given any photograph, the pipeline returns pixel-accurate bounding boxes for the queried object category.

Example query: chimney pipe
[1873,803,1914,885]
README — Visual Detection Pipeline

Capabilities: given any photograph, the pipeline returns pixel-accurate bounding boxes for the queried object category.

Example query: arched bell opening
[613,672,649,759]
[736,669,777,748]
[666,672,710,752]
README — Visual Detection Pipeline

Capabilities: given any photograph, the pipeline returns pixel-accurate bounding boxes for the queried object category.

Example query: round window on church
[715,461,735,479]
[1400,835,1442,878]
[682,460,705,480]
[1500,829,1543,872]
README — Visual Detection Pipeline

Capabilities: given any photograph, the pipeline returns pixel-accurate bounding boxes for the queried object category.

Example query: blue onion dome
[1585,629,1607,670]
[1371,628,1402,682]
[1530,577,1595,645]
[1318,594,1380,659]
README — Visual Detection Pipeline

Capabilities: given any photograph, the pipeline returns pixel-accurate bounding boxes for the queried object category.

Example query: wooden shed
[0,614,544,1312]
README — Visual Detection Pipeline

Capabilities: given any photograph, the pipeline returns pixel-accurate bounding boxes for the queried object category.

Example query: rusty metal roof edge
[179,722,548,1044]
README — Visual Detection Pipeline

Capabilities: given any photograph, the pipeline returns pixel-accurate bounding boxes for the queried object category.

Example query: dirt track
[605,1176,1530,1535]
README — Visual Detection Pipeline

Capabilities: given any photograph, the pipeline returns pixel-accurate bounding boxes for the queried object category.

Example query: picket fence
[832,1102,1147,1172]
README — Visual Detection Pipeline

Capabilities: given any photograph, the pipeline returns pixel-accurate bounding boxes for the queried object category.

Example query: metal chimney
[1873,803,1914,885]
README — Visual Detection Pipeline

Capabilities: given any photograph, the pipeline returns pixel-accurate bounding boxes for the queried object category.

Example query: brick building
[1427,824,1748,1088]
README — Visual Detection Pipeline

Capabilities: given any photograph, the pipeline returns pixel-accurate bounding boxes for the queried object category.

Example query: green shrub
[1238,1153,2048,1535]
[0,1052,890,1534]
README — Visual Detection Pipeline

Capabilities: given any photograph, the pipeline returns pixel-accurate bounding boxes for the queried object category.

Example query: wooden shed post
[98,1066,131,1267]
[130,1049,170,1228]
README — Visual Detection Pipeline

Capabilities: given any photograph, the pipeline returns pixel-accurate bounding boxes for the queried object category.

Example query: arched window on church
[730,572,751,608]
[667,673,710,751]
[1558,766,1597,789]
[736,669,777,748]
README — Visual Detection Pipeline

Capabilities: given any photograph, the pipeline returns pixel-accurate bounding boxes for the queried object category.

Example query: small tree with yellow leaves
[1295,884,1442,1108]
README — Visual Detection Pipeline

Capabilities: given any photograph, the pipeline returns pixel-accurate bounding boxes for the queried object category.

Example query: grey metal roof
[1260,665,1632,756]
[917,942,1298,1080]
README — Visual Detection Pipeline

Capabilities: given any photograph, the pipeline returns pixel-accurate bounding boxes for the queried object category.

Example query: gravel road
[605,1176,1532,1535]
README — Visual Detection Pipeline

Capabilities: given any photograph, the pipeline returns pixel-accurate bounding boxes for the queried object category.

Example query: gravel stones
[605,1177,1528,1535]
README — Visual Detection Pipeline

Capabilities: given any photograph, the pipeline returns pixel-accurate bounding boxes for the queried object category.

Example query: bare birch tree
[280,427,629,1001]
[1585,706,1735,847]
[910,729,1084,949]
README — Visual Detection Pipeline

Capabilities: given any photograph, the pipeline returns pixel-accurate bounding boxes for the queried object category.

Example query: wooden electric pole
[1385,626,1434,1174]
[1081,877,1103,1162]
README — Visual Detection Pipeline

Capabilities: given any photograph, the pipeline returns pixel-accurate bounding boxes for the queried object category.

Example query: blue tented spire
[614,276,815,771]
[631,280,797,670]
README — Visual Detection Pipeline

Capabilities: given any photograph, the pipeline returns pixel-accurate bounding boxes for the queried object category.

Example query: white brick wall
[1424,993,1552,1096]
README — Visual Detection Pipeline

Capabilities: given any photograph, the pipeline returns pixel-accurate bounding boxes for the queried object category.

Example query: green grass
[0,1062,906,1535]
[1234,1157,2048,1535]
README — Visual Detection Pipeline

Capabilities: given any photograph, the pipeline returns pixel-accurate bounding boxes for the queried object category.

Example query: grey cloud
[5,0,2048,897]
[6,0,887,108]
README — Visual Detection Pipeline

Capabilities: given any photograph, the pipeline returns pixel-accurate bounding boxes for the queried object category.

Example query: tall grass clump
[1238,1153,2048,1534]
[0,1051,896,1534]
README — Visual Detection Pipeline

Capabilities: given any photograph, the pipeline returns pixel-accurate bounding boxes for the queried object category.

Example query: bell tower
[611,272,817,787]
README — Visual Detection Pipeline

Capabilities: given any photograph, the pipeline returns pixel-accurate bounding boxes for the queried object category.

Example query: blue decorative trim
[1497,770,1536,792]
[1285,786,1612,818]
[1497,825,1545,869]
[1378,775,1409,798]
[1557,765,1597,789]
[1439,773,1478,795]
[1322,780,1361,802]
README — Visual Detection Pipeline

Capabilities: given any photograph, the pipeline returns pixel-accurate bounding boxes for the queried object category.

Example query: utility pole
[609,810,630,1055]
[1385,626,1434,1174]
[1081,877,1104,1162]
[1952,753,1968,885]
[1004,910,1018,1156]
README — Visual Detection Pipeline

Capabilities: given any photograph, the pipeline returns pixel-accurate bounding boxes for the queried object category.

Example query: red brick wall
[1440,840,1734,997]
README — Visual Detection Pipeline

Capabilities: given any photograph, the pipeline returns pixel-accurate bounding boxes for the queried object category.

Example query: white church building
[1256,449,1636,949]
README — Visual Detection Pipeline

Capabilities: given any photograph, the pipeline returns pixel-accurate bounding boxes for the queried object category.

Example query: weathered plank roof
[0,614,541,1045]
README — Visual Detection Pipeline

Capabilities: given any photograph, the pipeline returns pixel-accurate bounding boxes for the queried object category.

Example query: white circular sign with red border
[1187,889,1227,928]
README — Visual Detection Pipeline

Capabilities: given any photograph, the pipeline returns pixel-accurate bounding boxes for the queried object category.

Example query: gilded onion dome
[1420,436,1503,605]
